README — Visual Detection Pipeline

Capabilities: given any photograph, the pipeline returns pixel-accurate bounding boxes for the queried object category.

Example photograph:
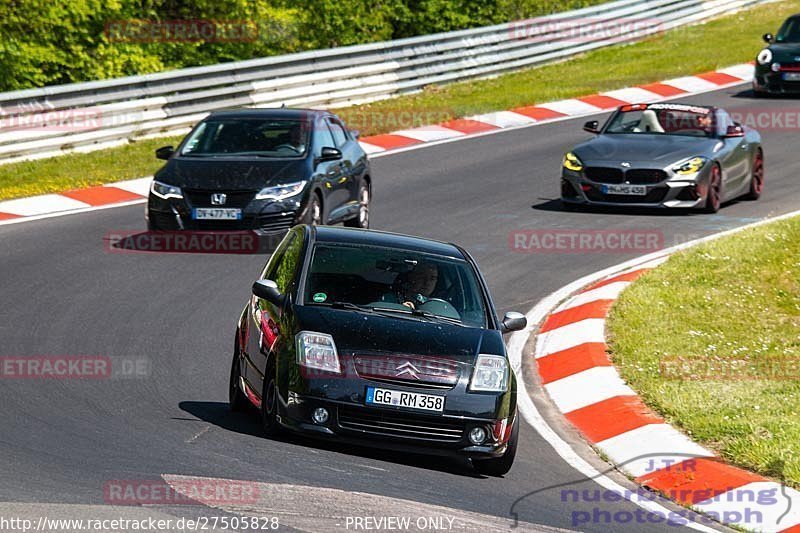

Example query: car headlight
[757,48,773,65]
[255,181,306,200]
[150,180,183,200]
[563,152,583,172]
[469,354,509,392]
[672,156,708,176]
[296,331,341,374]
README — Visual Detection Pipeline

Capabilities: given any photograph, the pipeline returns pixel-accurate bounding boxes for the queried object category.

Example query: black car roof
[206,108,329,120]
[309,226,465,259]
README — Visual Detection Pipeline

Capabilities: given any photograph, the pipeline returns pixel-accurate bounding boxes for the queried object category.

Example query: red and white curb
[357,63,754,154]
[514,211,800,533]
[0,64,754,226]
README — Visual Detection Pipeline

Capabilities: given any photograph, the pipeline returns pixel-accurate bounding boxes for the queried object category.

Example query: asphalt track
[1,82,797,532]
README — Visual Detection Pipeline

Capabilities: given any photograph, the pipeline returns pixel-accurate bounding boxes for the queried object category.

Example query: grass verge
[607,216,800,489]
[2,0,799,200]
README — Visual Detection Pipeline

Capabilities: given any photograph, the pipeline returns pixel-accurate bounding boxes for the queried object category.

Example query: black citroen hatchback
[147,108,371,232]
[229,225,528,475]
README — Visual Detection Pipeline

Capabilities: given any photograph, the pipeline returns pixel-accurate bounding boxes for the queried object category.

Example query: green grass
[0,136,182,200]
[2,0,799,200]
[607,217,800,489]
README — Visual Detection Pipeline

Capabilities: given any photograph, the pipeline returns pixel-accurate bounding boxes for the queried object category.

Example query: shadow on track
[531,198,743,216]
[179,401,482,478]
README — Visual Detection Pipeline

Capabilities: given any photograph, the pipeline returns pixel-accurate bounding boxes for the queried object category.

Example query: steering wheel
[418,298,461,320]
[274,143,302,153]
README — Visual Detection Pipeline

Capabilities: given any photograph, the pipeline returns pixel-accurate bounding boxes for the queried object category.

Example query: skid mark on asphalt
[162,474,573,532]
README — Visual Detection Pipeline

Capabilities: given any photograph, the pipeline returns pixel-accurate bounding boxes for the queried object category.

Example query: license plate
[601,184,647,196]
[366,387,444,412]
[192,208,242,220]
[783,72,800,81]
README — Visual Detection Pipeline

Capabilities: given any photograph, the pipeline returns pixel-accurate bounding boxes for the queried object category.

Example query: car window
[316,119,336,151]
[327,119,348,148]
[181,118,309,157]
[265,231,303,295]
[605,104,715,138]
[303,244,488,328]
[716,110,735,137]
[777,17,800,42]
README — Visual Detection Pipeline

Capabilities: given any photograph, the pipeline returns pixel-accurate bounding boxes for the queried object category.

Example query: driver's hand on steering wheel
[402,301,416,310]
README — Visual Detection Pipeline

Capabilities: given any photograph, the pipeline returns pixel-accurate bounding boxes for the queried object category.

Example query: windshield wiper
[370,306,464,326]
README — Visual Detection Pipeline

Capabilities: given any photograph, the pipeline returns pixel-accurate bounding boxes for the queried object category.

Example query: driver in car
[276,124,307,154]
[389,262,439,310]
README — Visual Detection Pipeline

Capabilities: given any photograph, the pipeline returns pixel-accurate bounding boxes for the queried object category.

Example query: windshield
[181,118,309,157]
[604,104,715,138]
[777,17,800,42]
[304,244,488,328]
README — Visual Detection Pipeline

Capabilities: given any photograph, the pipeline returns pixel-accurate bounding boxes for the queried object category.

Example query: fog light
[312,407,329,424]
[772,62,781,72]
[468,426,487,445]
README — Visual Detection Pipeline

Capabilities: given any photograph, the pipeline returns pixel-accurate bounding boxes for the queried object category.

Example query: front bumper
[147,192,306,231]
[753,67,800,95]
[560,171,706,209]
[276,387,514,459]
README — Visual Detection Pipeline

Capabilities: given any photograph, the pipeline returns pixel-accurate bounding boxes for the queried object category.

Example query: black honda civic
[229,225,527,475]
[146,108,371,232]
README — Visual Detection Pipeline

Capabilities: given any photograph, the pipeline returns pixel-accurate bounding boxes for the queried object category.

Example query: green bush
[0,0,609,92]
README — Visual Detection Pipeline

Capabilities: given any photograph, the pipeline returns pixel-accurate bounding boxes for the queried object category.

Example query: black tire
[229,334,249,413]
[702,164,722,214]
[744,150,764,200]
[302,193,323,226]
[473,416,519,477]
[344,181,370,228]
[260,358,281,436]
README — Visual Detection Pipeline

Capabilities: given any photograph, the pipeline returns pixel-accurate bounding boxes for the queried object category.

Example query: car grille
[624,169,667,184]
[184,189,257,208]
[585,186,668,204]
[353,355,461,389]
[584,167,666,185]
[584,167,624,183]
[337,406,465,443]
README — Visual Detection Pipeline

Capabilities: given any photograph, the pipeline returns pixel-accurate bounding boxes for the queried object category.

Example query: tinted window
[327,120,348,147]
[777,17,800,42]
[304,244,488,328]
[181,118,309,157]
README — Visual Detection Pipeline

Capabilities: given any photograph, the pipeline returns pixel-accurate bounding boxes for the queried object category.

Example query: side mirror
[156,145,175,160]
[252,279,284,306]
[350,129,360,139]
[317,146,343,163]
[583,120,600,134]
[724,124,745,138]
[501,311,527,333]
[763,33,774,43]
